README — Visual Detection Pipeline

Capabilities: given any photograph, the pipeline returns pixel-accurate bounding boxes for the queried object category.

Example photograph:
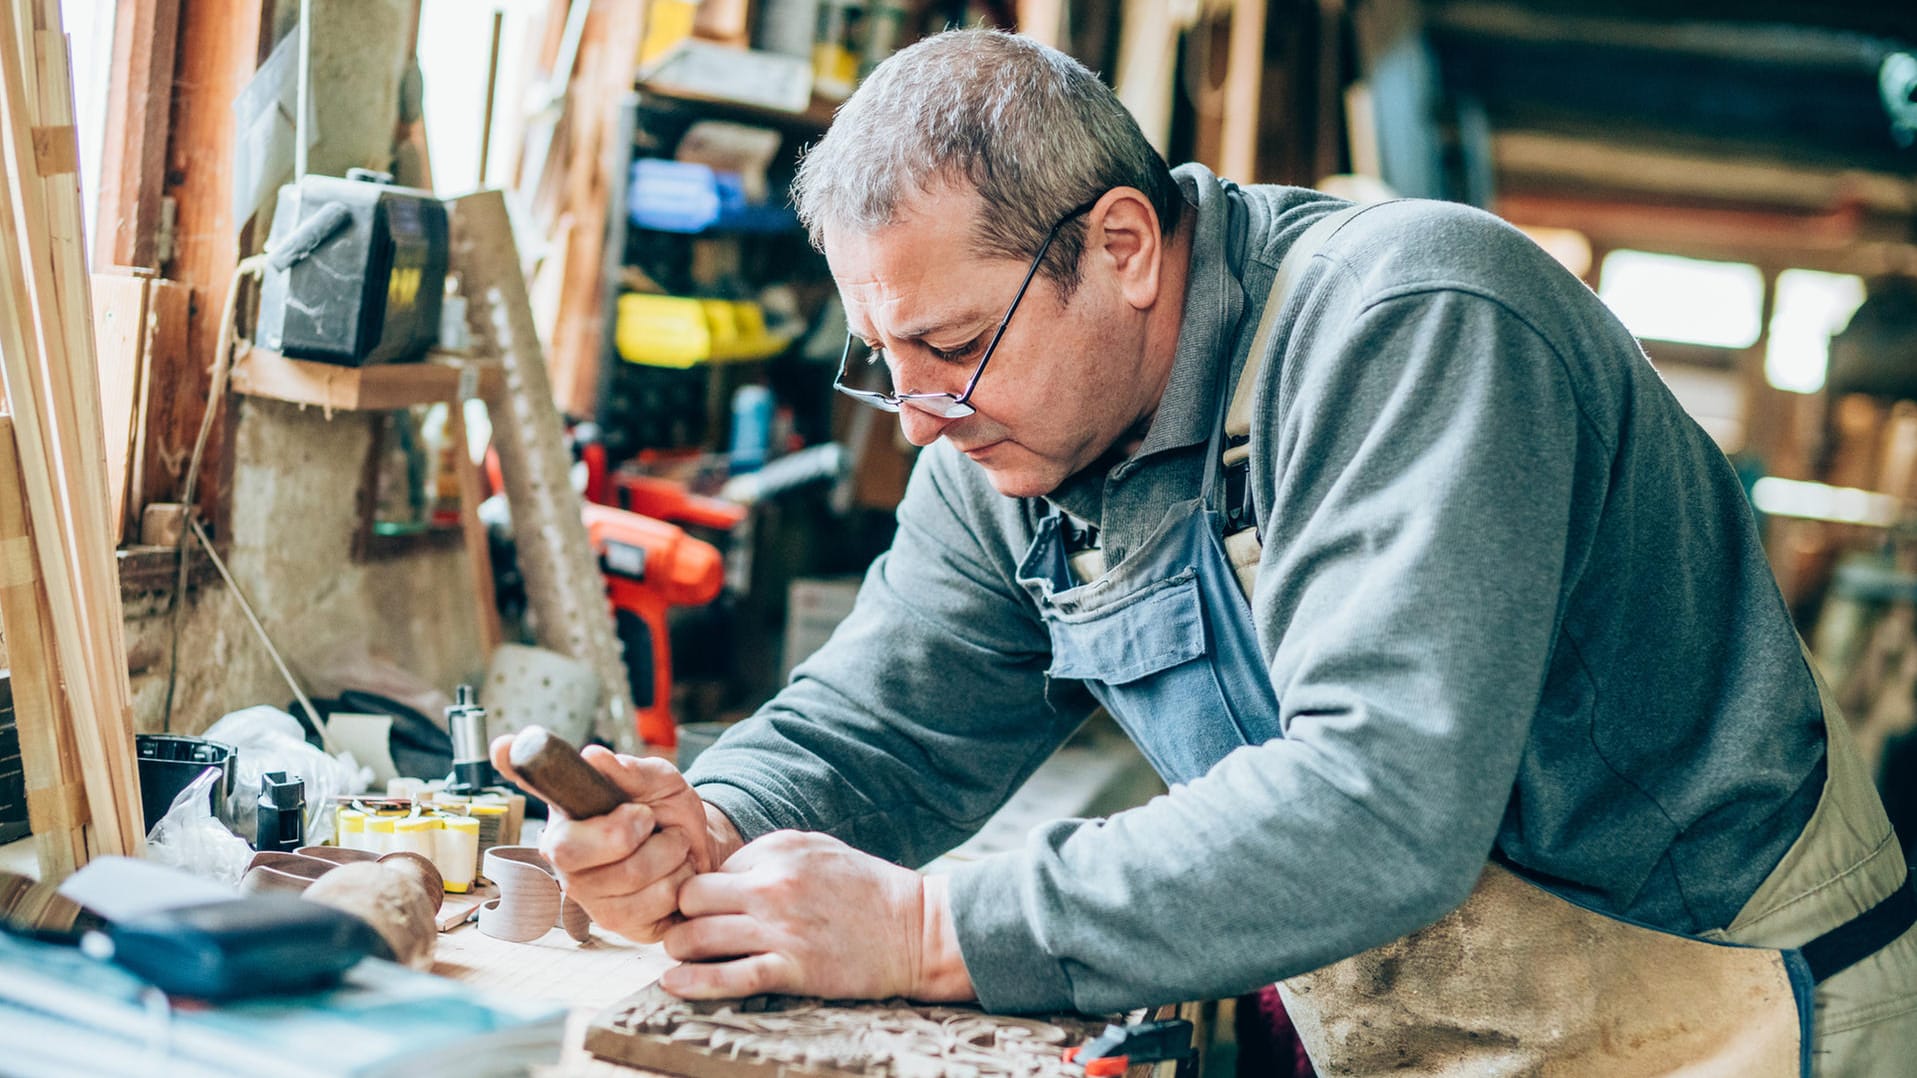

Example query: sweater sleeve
[948,284,1593,1013]
[686,441,1089,869]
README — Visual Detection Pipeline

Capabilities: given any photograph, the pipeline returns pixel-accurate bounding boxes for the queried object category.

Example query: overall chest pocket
[1044,570,1208,685]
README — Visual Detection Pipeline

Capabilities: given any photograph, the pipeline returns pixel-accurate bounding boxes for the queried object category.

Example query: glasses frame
[833,198,1101,418]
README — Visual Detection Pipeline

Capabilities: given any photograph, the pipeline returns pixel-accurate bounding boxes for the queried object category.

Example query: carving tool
[1063,1017,1195,1076]
[507,726,630,819]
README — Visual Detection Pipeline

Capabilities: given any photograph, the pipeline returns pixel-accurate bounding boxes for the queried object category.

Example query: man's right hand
[488,737,742,943]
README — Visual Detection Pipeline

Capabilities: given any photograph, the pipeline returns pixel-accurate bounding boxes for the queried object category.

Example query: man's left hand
[659,830,975,1002]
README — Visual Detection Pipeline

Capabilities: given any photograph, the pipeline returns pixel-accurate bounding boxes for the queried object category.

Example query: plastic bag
[145,766,253,887]
[207,705,372,846]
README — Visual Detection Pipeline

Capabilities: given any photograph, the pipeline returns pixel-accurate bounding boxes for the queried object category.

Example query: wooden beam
[150,0,271,526]
[93,0,180,269]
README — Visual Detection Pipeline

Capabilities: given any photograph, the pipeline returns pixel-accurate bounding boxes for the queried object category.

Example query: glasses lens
[836,335,976,418]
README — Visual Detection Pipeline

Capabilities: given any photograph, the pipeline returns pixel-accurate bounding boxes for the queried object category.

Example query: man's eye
[927,339,980,362]
[860,342,887,365]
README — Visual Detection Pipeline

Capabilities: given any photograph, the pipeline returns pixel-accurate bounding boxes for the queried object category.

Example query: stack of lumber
[0,0,145,875]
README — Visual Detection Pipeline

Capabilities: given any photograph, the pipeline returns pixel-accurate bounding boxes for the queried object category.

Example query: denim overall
[1008,217,1917,1074]
[1014,435,1272,786]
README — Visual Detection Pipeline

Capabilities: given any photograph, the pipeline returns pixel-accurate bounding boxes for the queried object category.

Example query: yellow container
[615,294,791,368]
[336,808,365,851]
[436,816,481,893]
[392,815,440,861]
[364,815,397,856]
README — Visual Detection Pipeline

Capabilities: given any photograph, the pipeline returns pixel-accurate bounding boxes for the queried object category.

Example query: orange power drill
[581,502,723,750]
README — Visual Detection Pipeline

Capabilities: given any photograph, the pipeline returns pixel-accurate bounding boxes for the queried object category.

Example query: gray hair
[791,29,1179,296]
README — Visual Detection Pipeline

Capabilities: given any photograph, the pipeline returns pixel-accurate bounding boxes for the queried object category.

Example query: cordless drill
[581,503,724,749]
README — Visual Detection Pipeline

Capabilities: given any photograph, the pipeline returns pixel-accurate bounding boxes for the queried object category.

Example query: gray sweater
[686,164,1826,1014]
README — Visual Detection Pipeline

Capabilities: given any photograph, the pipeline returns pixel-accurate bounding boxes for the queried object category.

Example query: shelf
[232,348,502,411]
[634,80,837,134]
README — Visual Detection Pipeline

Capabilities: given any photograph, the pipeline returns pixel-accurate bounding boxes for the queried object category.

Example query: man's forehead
[826,207,1002,337]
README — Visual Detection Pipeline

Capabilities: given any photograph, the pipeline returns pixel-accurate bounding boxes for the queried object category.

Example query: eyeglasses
[833,198,1099,418]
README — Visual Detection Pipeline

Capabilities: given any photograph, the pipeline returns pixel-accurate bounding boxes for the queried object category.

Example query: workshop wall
[124,0,482,737]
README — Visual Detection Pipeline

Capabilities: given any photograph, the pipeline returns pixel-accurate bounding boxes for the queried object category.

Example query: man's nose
[896,401,959,447]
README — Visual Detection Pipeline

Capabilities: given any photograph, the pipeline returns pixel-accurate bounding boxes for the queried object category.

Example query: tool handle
[507,727,629,819]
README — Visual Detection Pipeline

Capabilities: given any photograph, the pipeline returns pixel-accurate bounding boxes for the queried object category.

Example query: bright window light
[1598,250,1764,349]
[1765,269,1866,395]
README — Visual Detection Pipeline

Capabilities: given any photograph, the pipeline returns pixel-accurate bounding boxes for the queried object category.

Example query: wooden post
[93,0,180,269]
[148,0,270,526]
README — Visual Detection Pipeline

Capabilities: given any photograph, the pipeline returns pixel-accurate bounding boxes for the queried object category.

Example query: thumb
[591,749,716,872]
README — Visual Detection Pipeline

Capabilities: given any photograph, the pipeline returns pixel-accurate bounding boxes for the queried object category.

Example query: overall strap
[1221,203,1367,599]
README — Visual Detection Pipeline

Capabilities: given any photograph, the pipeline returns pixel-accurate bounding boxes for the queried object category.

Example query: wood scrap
[585,984,1117,1078]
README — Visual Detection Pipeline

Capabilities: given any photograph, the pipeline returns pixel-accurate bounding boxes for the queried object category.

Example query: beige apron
[1226,209,1917,1076]
[1268,680,1917,1077]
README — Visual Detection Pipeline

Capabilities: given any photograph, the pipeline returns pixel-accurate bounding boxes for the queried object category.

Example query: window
[1598,250,1764,349]
[1764,269,1866,394]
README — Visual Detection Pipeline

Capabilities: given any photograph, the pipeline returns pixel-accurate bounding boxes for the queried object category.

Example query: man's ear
[1088,188,1164,311]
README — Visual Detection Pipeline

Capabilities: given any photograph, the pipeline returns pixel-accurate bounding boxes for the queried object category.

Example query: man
[495,29,1917,1074]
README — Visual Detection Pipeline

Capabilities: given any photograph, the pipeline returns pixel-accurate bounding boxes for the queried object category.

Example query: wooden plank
[0,416,87,878]
[0,5,143,858]
[127,278,187,535]
[543,0,646,419]
[90,272,151,546]
[149,0,270,526]
[1016,0,1066,46]
[1114,0,1182,153]
[230,349,504,411]
[25,16,143,847]
[94,0,180,268]
[1220,0,1268,183]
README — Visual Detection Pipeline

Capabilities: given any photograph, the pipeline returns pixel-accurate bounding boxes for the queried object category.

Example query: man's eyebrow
[888,311,993,342]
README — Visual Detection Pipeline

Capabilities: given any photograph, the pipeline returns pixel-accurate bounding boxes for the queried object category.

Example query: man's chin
[979,465,1062,499]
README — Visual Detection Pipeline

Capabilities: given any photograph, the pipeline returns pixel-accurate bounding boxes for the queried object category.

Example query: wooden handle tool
[507,726,630,819]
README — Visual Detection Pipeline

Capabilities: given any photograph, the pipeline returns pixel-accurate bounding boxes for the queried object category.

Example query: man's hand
[659,830,976,1002]
[488,736,742,943]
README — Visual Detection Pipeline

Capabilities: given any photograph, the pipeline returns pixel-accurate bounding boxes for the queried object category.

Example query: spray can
[446,684,493,794]
[729,384,774,473]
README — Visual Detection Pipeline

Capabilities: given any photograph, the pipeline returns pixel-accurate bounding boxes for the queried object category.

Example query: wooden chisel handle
[507,726,630,819]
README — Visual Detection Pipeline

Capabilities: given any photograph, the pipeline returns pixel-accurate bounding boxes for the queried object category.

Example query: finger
[659,952,796,1000]
[587,747,684,804]
[540,801,658,873]
[489,735,530,797]
[676,869,761,918]
[554,823,690,899]
[660,913,767,963]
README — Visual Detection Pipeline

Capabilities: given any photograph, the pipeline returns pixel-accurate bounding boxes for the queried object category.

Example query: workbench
[430,723,1191,1077]
[433,915,671,1077]
[434,917,1198,1078]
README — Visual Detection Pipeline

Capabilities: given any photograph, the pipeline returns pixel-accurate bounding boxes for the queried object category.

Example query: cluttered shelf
[231,348,503,411]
